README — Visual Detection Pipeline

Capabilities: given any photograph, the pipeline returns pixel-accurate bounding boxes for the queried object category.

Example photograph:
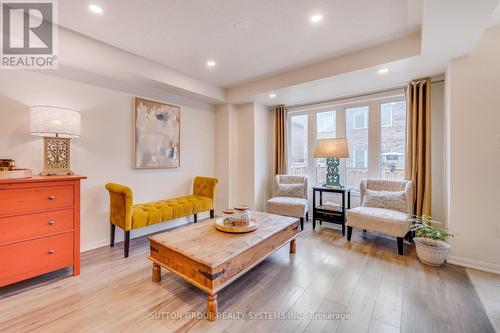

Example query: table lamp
[313,138,349,188]
[30,106,81,176]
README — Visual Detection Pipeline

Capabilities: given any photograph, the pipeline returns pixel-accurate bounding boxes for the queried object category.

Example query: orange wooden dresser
[0,175,86,287]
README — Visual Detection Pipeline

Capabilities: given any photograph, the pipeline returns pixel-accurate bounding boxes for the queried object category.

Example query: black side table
[312,186,351,235]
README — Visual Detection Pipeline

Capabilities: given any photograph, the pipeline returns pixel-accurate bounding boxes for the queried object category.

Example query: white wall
[254,103,271,211]
[0,70,215,252]
[445,26,500,273]
[431,81,445,223]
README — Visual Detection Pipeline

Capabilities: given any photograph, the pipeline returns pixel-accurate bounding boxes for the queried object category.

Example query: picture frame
[134,97,180,168]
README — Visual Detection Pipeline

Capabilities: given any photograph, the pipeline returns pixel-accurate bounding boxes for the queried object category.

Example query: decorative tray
[214,217,258,233]
[0,169,32,180]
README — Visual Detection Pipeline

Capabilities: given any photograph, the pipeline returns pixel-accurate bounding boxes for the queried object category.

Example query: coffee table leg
[207,294,218,321]
[152,263,161,282]
[290,239,297,253]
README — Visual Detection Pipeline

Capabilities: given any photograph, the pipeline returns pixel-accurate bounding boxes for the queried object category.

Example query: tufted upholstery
[105,176,217,232]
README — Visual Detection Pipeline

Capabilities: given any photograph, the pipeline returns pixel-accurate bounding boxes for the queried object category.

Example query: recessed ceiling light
[269,93,276,98]
[378,68,389,74]
[88,4,103,14]
[310,14,323,23]
[206,60,216,68]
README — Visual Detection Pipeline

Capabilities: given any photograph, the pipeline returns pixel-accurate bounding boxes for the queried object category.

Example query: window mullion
[368,101,380,178]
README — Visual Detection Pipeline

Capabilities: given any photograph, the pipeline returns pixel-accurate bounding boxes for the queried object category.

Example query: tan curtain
[405,79,432,216]
[274,105,287,175]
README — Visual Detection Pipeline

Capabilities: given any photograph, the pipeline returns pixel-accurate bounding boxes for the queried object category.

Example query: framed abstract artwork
[134,97,180,168]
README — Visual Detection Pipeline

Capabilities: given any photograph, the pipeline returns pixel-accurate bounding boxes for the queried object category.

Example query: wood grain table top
[149,211,298,268]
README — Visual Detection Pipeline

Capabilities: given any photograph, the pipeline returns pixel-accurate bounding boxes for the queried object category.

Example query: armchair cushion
[362,189,407,213]
[267,197,308,218]
[347,206,410,237]
[276,183,306,198]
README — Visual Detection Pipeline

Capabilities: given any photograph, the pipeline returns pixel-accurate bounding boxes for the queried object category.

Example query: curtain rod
[285,79,444,111]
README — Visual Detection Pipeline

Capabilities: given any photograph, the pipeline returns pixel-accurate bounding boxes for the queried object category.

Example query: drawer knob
[48,195,56,200]
[48,220,56,225]
[48,249,56,254]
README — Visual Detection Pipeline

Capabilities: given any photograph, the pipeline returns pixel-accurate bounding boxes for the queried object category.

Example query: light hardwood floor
[0,221,495,333]
[467,268,500,333]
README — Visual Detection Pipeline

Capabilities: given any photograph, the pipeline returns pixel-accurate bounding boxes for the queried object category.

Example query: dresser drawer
[0,209,73,245]
[0,232,73,284]
[0,185,74,216]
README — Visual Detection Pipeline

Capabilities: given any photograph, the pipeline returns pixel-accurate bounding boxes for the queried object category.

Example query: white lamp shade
[30,106,81,138]
[313,138,349,158]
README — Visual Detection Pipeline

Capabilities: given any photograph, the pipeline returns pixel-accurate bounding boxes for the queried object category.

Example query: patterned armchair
[266,175,308,230]
[346,179,414,255]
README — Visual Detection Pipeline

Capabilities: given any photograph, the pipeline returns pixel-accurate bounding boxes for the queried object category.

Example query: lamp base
[325,157,342,187]
[41,137,74,176]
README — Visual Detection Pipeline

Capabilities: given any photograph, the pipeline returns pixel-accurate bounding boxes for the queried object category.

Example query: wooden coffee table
[148,211,299,321]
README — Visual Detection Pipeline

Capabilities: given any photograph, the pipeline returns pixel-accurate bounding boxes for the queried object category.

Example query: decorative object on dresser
[134,97,180,169]
[105,176,217,258]
[0,175,86,287]
[312,185,351,235]
[0,159,32,179]
[346,178,414,255]
[313,137,349,188]
[30,106,81,176]
[149,211,299,321]
[266,175,308,230]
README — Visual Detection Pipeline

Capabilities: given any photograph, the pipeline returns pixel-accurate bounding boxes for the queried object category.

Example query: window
[354,147,368,168]
[315,111,336,183]
[289,114,308,175]
[381,108,392,127]
[380,101,406,179]
[346,106,369,188]
[286,91,406,192]
[353,108,368,129]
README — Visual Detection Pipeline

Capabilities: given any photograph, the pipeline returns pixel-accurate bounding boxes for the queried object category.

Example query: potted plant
[409,215,454,266]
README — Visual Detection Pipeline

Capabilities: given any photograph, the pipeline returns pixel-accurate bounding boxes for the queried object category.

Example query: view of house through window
[315,110,336,184]
[380,101,407,179]
[287,91,407,191]
[289,114,308,176]
[346,106,369,188]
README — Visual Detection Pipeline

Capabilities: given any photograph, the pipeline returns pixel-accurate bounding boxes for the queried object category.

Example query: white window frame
[286,89,406,194]
[381,108,393,127]
[354,148,368,168]
[352,109,368,129]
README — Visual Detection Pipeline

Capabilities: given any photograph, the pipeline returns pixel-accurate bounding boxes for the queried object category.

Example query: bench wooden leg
[152,263,161,282]
[110,223,116,247]
[397,237,404,255]
[210,209,214,219]
[124,230,130,258]
[347,226,353,241]
[207,294,218,321]
[194,213,198,223]
[290,239,296,253]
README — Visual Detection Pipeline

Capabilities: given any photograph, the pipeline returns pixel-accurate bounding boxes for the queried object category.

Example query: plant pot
[414,237,450,266]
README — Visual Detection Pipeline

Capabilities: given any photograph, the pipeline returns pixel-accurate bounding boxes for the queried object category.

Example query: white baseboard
[447,255,500,275]
[80,215,203,253]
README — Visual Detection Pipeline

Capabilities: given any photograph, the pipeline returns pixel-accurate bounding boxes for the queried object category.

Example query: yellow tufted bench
[105,176,218,257]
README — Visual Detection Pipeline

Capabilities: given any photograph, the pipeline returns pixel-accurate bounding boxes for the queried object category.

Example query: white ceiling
[59,0,423,87]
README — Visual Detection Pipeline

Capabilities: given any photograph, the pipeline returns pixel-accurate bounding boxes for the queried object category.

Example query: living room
[0,1,499,332]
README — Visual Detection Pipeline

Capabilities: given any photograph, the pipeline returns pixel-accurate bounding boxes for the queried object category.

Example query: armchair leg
[306,211,309,221]
[210,209,215,219]
[194,213,198,223]
[397,237,404,255]
[347,226,353,241]
[110,223,116,247]
[124,231,130,258]
[299,217,304,231]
